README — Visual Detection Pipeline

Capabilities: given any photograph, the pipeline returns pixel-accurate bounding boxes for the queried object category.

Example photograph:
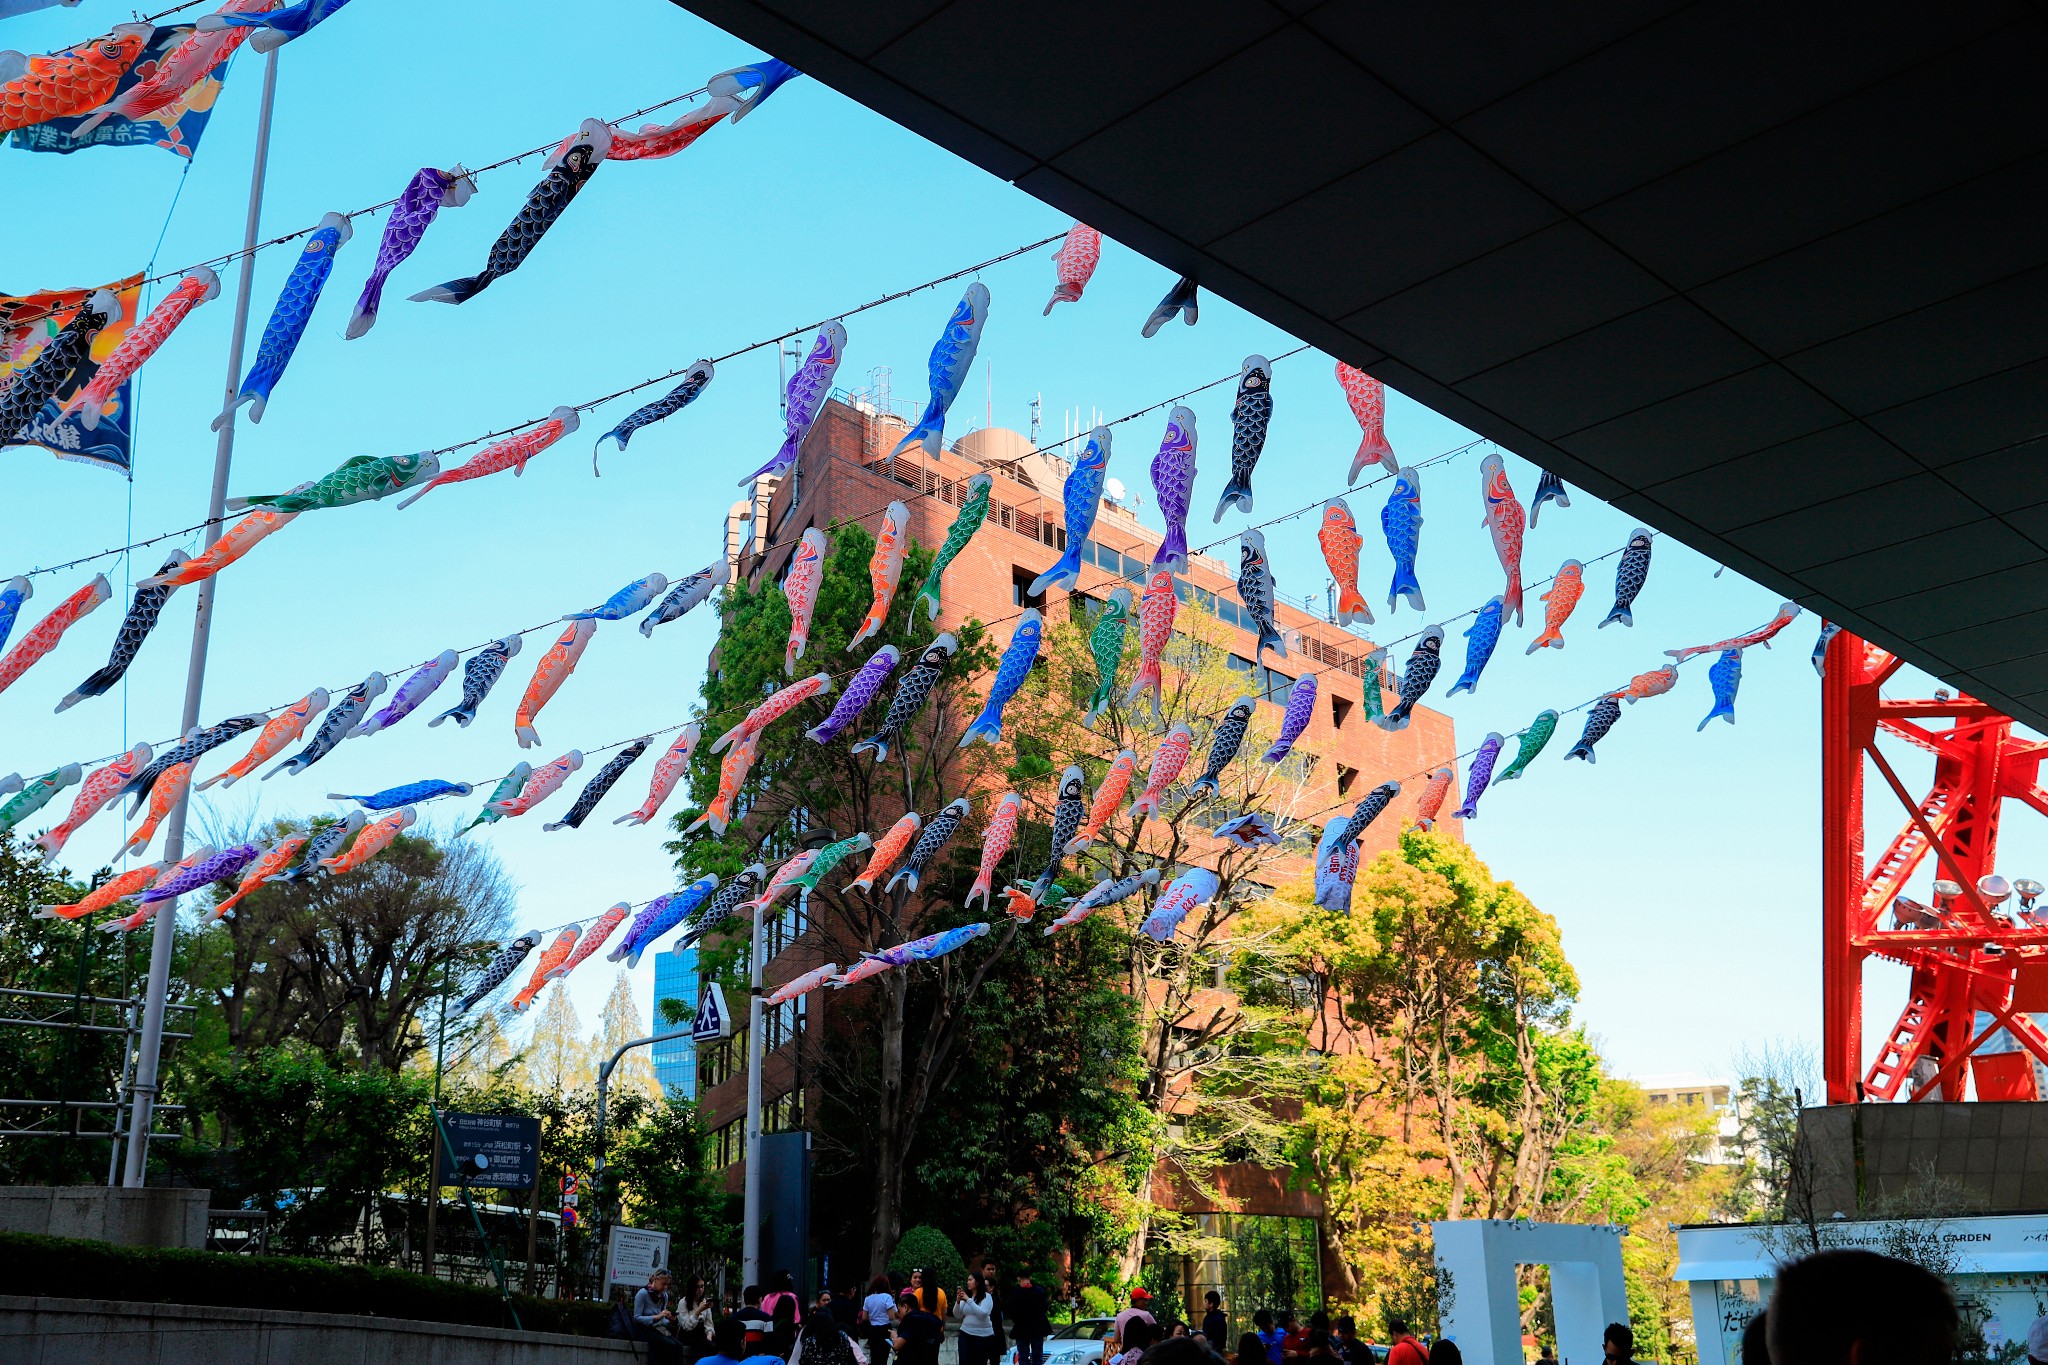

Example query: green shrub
[0,1231,609,1336]
[974,1220,1065,1288]
[1079,1285,1116,1318]
[888,1224,966,1296]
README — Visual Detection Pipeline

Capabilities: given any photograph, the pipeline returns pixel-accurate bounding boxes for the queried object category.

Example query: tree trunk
[1319,1218,1361,1304]
[1118,1163,1155,1282]
[868,967,909,1274]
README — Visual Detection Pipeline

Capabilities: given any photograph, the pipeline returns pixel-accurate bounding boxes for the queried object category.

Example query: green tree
[185,1043,433,1254]
[0,836,216,1184]
[191,817,517,1073]
[519,986,595,1095]
[1250,829,1599,1320]
[672,520,1162,1276]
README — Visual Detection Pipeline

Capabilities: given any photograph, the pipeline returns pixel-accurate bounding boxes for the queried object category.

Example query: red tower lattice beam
[1820,632,2048,1104]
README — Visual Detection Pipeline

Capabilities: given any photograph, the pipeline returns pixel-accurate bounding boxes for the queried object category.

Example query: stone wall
[1797,1102,2048,1215]
[0,1294,636,1365]
[0,1187,208,1250]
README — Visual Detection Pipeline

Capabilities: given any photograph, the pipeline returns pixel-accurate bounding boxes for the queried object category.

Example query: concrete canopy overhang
[674,0,2048,727]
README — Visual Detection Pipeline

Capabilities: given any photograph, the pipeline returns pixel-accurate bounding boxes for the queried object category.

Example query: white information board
[605,1225,672,1290]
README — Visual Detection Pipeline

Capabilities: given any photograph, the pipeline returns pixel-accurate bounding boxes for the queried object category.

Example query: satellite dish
[1104,477,1127,503]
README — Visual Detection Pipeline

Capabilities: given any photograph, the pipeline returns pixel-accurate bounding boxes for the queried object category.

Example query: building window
[763,995,807,1052]
[709,1089,807,1169]
[1331,694,1354,730]
[696,995,808,1091]
[712,1119,742,1168]
[699,1032,743,1089]
[765,898,809,961]
[1013,566,1045,610]
[763,1088,806,1133]
[1337,764,1358,797]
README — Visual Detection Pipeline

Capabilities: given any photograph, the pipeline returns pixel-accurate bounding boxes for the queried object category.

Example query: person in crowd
[956,1269,1001,1365]
[1172,1322,1192,1339]
[1238,1332,1270,1365]
[1009,1266,1052,1365]
[764,1270,806,1326]
[832,1285,862,1333]
[894,1289,946,1365]
[633,1270,683,1363]
[1600,1324,1635,1365]
[1253,1310,1285,1365]
[1425,1343,1461,1365]
[2026,1313,2048,1365]
[1765,1249,1956,1365]
[1383,1317,1426,1365]
[908,1267,950,1319]
[1144,1337,1229,1365]
[1739,1314,1768,1365]
[862,1273,899,1365]
[1333,1316,1371,1365]
[1112,1318,1156,1365]
[794,1297,865,1365]
[768,1295,800,1359]
[673,1276,716,1361]
[1305,1329,1342,1365]
[703,1317,752,1365]
[1114,1287,1158,1346]
[980,1262,1008,1360]
[1201,1292,1228,1345]
[735,1284,773,1356]
[1535,1343,1559,1365]
[1281,1311,1309,1361]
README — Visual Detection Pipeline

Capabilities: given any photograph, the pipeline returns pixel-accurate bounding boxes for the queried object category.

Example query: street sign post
[605,1225,671,1290]
[437,1111,540,1190]
[692,982,732,1042]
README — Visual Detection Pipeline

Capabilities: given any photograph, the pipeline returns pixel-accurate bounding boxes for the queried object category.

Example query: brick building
[682,392,1462,1303]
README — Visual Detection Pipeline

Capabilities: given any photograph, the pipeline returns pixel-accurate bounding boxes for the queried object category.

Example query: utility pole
[123,46,280,1188]
[742,896,766,1287]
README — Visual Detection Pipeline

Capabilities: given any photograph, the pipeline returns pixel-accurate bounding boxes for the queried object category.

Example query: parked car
[1007,1317,1117,1365]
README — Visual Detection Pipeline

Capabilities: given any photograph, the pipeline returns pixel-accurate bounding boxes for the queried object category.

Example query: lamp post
[742,893,766,1288]
[123,45,282,1188]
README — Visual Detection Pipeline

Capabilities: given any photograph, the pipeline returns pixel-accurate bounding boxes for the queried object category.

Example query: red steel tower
[1822,631,2048,1104]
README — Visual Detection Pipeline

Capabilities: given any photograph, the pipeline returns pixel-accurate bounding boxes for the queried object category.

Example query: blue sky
[3,0,1996,1083]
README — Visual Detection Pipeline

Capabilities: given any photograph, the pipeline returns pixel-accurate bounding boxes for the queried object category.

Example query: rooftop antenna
[1029,393,1042,445]
[777,336,802,417]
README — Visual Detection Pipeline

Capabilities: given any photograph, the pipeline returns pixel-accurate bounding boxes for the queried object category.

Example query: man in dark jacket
[1009,1269,1052,1365]
[894,1290,946,1365]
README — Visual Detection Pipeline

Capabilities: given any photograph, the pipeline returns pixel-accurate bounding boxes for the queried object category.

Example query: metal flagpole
[742,898,766,1286]
[122,46,281,1187]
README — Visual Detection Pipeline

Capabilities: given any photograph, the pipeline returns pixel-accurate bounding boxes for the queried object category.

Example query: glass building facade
[651,943,698,1099]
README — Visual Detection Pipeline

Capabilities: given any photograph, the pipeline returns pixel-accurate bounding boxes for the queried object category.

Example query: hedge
[888,1223,967,1297]
[0,1230,611,1337]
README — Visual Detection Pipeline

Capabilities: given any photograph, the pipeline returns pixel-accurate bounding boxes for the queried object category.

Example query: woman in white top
[954,1271,999,1365]
[861,1273,900,1365]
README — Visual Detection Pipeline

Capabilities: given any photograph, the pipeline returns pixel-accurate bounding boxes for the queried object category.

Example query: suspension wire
[16,231,1067,583]
[52,338,1316,772]
[0,82,718,335]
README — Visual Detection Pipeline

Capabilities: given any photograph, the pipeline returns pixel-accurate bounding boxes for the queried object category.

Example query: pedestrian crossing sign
[692,982,732,1042]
